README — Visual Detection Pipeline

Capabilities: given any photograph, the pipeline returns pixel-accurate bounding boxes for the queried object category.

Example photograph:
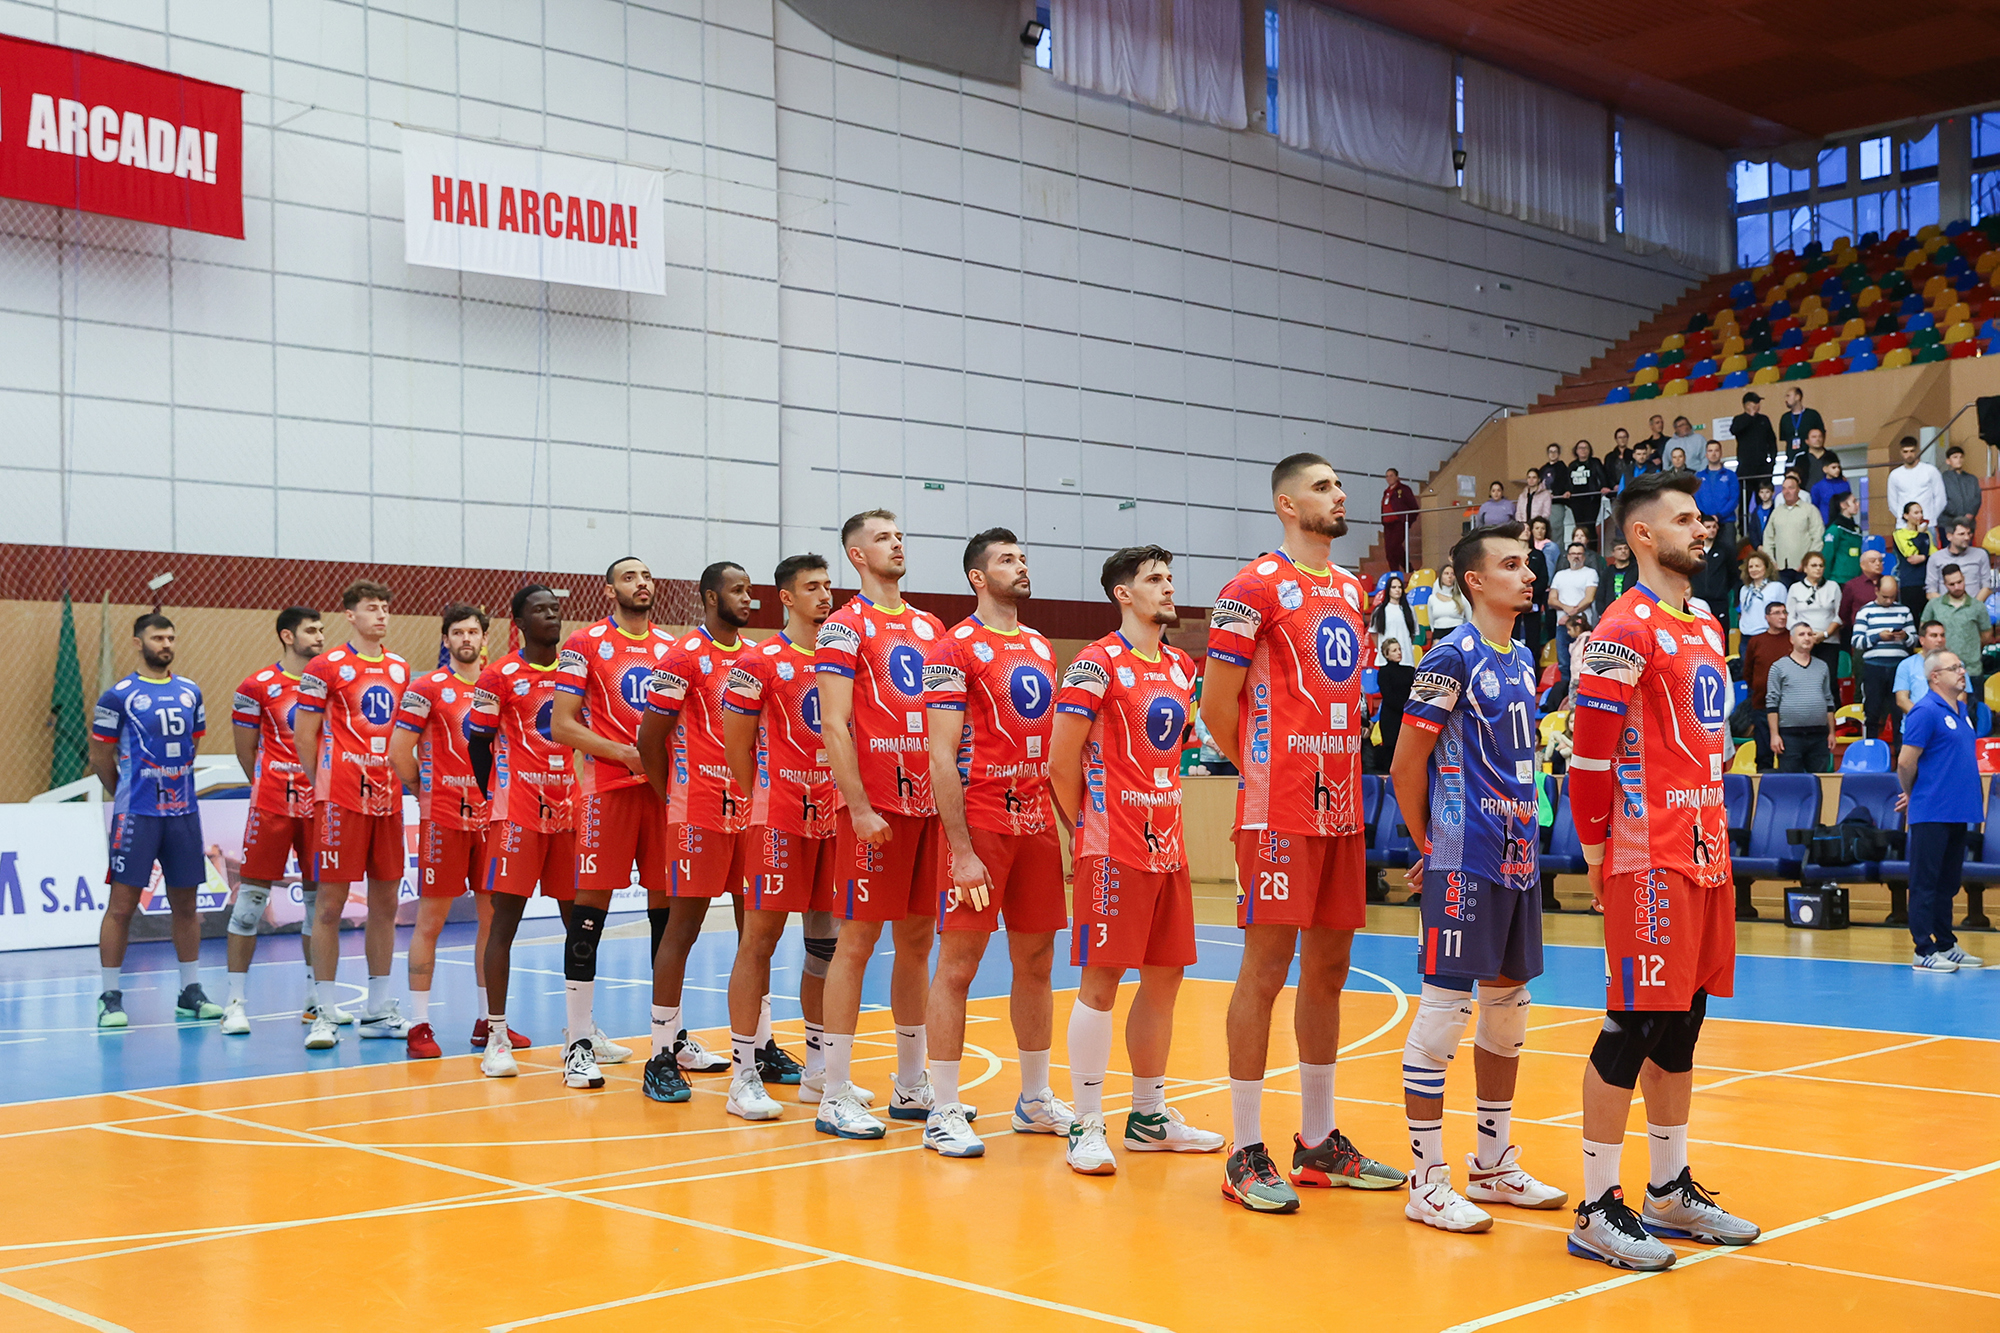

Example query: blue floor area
[3,917,1993,1105]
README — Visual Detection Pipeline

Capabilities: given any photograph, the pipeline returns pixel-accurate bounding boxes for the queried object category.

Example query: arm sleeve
[720,651,768,716]
[466,666,502,737]
[1400,641,1467,736]
[394,677,434,733]
[554,635,591,696]
[922,636,970,712]
[1206,572,1270,667]
[231,675,263,729]
[644,644,692,716]
[295,658,330,714]
[1762,662,1781,713]
[1568,618,1651,849]
[90,689,125,744]
[1054,647,1110,720]
[814,613,860,678]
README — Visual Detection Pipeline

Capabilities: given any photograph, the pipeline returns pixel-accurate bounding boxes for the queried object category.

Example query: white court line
[0,1279,131,1331]
[1732,1253,2000,1301]
[1438,1156,2000,1332]
[488,1258,840,1331]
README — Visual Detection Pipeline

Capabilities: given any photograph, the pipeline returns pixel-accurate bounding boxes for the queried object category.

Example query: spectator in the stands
[1821,492,1864,586]
[1538,443,1571,546]
[1689,514,1736,620]
[1925,520,1992,600]
[1667,445,1689,473]
[1515,464,1552,532]
[1793,426,1834,494]
[1374,636,1414,767]
[1777,385,1824,458]
[1894,502,1934,617]
[1621,440,1659,488]
[1921,564,1991,706]
[1602,426,1634,490]
[1381,467,1418,573]
[1763,472,1825,578]
[1766,620,1837,774]
[1595,540,1637,616]
[1426,563,1468,642]
[1372,574,1416,665]
[1745,480,1776,550]
[1739,552,1785,633]
[1694,439,1738,550]
[1565,440,1608,539]
[1524,516,1555,664]
[1811,458,1853,526]
[1895,619,1950,728]
[1555,610,1592,704]
[1477,480,1515,528]
[1897,649,1985,972]
[1550,541,1598,653]
[1787,550,1843,678]
[1671,415,1696,445]
[1636,414,1669,462]
[1731,390,1777,522]
[1939,444,1982,539]
[1741,602,1793,768]
[1853,575,1916,742]
[1887,435,1946,529]
[1839,548,1886,659]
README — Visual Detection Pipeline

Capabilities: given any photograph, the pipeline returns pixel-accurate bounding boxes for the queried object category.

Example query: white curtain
[1622,117,1731,273]
[1051,0,1247,131]
[1462,59,1608,242]
[1274,1,1454,189]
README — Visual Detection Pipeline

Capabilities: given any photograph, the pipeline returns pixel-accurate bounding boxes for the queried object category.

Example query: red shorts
[833,808,942,923]
[577,784,669,894]
[241,807,312,882]
[940,826,1068,934]
[667,825,749,898]
[483,822,577,899]
[418,822,488,899]
[312,803,404,884]
[1234,830,1366,930]
[1072,856,1197,970]
[746,827,833,913]
[1603,869,1736,1011]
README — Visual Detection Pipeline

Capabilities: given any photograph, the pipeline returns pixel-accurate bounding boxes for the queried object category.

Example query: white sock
[1408,1117,1445,1178]
[932,1058,962,1107]
[1646,1122,1688,1190]
[731,1031,759,1074]
[1020,1047,1051,1098]
[894,1024,926,1086]
[101,966,120,993]
[1475,1100,1514,1169]
[1067,1001,1114,1119]
[489,1010,505,1038]
[803,1020,825,1078]
[661,1004,683,1040]
[1299,1061,1336,1147]
[1582,1137,1624,1202]
[304,977,319,1008]
[564,980,594,1041]
[1230,1078,1264,1149]
[756,994,773,1046]
[411,990,430,1024]
[651,1004,674,1054]
[178,959,199,990]
[226,973,246,1005]
[826,1031,855,1091]
[475,985,487,1016]
[1132,1075,1167,1116]
[367,975,389,1011]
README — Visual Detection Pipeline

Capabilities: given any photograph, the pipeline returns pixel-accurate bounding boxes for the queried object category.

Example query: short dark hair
[1270,452,1330,495]
[1610,468,1699,535]
[840,509,897,547]
[1764,601,1786,617]
[604,555,646,583]
[1950,519,1974,535]
[1451,521,1526,578]
[1947,444,1965,458]
[510,584,554,620]
[962,527,1019,578]
[441,603,488,635]
[342,579,392,609]
[1100,545,1173,602]
[133,612,173,637]
[699,561,746,600]
[1900,435,1920,450]
[1904,501,1923,516]
[1921,618,1946,637]
[1942,562,1964,581]
[773,553,827,590]
[276,606,319,639]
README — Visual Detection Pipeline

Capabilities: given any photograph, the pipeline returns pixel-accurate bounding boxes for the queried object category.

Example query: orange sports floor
[5,972,1996,1331]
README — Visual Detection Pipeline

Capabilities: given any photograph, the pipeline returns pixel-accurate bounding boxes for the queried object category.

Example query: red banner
[0,33,241,238]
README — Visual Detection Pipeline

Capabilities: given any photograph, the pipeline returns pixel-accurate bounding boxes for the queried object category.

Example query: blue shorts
[1417,868,1543,985]
[107,811,206,889]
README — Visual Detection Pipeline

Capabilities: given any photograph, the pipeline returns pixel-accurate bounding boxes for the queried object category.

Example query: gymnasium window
[1612,125,1624,233]
[1265,5,1279,132]
[1034,3,1051,69]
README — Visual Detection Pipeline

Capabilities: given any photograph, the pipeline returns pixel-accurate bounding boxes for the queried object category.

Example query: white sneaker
[220,998,251,1036]
[1641,1168,1760,1245]
[726,1068,784,1121]
[799,1069,875,1105]
[1465,1146,1569,1210]
[563,1034,605,1089]
[1914,951,1960,972]
[482,1040,519,1078]
[1011,1088,1075,1135]
[1940,945,1984,969]
[589,1026,633,1064]
[1065,1113,1116,1175]
[1406,1164,1493,1232]
[814,1085,887,1140]
[1123,1106,1225,1153]
[357,999,409,1039]
[889,1071,978,1123]
[301,1001,354,1025]
[303,1013,339,1050]
[673,1029,727,1072]
[923,1104,985,1158]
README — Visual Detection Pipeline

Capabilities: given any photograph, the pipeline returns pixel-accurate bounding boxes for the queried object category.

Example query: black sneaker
[174,983,223,1020]
[756,1038,805,1085]
[1567,1186,1677,1270]
[643,1048,692,1103]
[1221,1142,1300,1213]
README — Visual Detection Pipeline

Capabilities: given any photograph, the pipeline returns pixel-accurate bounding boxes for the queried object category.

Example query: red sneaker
[407,1022,441,1060]
[471,1017,531,1050]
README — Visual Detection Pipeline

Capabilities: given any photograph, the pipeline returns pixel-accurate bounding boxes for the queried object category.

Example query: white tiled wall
[0,0,1701,608]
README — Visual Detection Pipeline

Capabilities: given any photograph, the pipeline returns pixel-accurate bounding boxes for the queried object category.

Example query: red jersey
[394,668,488,832]
[722,632,835,838]
[1572,586,1733,889]
[1206,552,1368,836]
[232,665,311,817]
[297,644,410,817]
[555,616,677,795]
[467,652,574,833]
[1055,632,1197,872]
[814,594,946,818]
[923,616,1056,836]
[646,627,751,832]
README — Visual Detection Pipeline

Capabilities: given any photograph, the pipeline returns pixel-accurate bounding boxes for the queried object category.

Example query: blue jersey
[92,673,207,817]
[1401,629,1537,889]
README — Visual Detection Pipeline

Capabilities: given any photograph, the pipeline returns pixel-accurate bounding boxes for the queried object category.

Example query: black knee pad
[1588,1010,1672,1089]
[1646,991,1707,1074]
[565,904,608,982]
[647,906,671,964]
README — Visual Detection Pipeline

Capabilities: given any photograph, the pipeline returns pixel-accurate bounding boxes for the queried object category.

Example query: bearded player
[1567,470,1759,1269]
[223,606,326,1035]
[1049,546,1224,1175]
[1390,522,1566,1233]
[1202,454,1402,1213]
[919,529,1072,1159]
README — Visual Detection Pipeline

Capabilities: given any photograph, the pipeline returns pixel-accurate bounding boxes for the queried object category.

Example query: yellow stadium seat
[1659,333,1685,352]
[1987,674,2000,713]
[1721,336,1746,358]
[1882,346,1915,369]
[1752,264,1774,284]
[1764,285,1788,307]
[1538,710,1569,749]
[1986,528,2000,558]
[1978,251,2000,276]
[1811,340,1840,362]
[1752,365,1782,385]
[1946,321,1976,345]
[1904,249,1927,271]
[1840,317,1866,340]
[1782,270,1808,291]
[1729,744,1758,775]
[1663,377,1689,396]
[1835,704,1866,737]
[1924,275,1950,301]
[1409,568,1436,589]
[1797,293,1823,314]
[1720,353,1748,374]
[1919,223,1942,242]
[1803,307,1829,330]
[1632,366,1660,385]
[1945,302,1971,327]
[1856,285,1880,309]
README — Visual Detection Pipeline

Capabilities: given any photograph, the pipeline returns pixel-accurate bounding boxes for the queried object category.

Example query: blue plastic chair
[1539,779,1587,908]
[1946,219,1970,236]
[1367,778,1416,872]
[1908,311,1936,332]
[1732,679,1749,710]
[1729,280,1755,303]
[1722,773,1754,856]
[1359,774,1383,849]
[1979,702,1992,737]
[1721,369,1751,389]
[1733,773,1820,888]
[1896,237,1922,257]
[1802,774,1902,884]
[1948,782,2000,887]
[1840,739,1890,772]
[1361,667,1379,696]
[1690,357,1718,377]
[1604,385,1633,404]
[1956,273,1979,292]
[1409,586,1432,607]
[1847,354,1880,372]
[1777,328,1804,349]
[1980,319,2000,341]
[1846,335,1873,355]
[1770,299,1794,320]
[1900,293,1927,316]
[1634,351,1660,370]
[1862,533,1889,555]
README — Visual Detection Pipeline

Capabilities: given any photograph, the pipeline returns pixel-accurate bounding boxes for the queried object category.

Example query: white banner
[401,128,665,295]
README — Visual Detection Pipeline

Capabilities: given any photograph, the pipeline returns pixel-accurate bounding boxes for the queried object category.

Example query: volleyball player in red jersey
[1201,454,1402,1213]
[635,562,758,1103]
[1565,469,1759,1269]
[1049,546,1225,1175]
[811,510,949,1140]
[294,581,412,1051]
[390,604,515,1061]
[222,606,325,1035]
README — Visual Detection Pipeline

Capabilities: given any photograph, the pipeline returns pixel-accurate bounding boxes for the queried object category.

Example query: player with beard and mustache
[1202,454,1403,1213]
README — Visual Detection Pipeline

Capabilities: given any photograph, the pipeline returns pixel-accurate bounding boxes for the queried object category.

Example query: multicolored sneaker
[924,1104,985,1158]
[1465,1146,1568,1209]
[1290,1130,1404,1190]
[1222,1142,1300,1214]
[1642,1169,1759,1245]
[1569,1186,1677,1270]
[1011,1088,1075,1135]
[1406,1164,1493,1233]
[756,1039,805,1085]
[889,1072,979,1123]
[726,1068,785,1121]
[1066,1114,1116,1175]
[642,1049,692,1103]
[301,1002,354,1025]
[563,1035,605,1090]
[96,990,128,1030]
[174,983,223,1021]
[815,1085,887,1140]
[800,1069,874,1106]
[470,1017,530,1050]
[1124,1107,1224,1153]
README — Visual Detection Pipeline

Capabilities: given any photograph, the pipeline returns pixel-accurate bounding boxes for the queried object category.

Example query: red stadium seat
[1814,358,1849,376]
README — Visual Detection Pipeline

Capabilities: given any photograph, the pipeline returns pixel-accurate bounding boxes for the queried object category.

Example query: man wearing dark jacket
[1776,386,1824,457]
[1939,445,1983,540]
[1731,391,1777,548]
[1689,515,1737,618]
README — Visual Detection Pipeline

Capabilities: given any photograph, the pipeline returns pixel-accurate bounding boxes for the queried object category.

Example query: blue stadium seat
[1722,773,1753,856]
[1950,782,2000,887]
[1846,335,1873,355]
[1721,370,1751,389]
[1847,354,1879,372]
[1367,777,1416,871]
[1729,280,1755,303]
[1840,739,1890,772]
[1359,774,1383,849]
[1908,311,1936,332]
[1690,357,1718,377]
[1635,351,1660,370]
[1539,778,1587,901]
[1900,294,1927,316]
[1769,299,1794,320]
[1802,774,1902,885]
[1777,328,1803,349]
[1362,667,1379,695]
[1604,385,1632,404]
[1946,219,1970,237]
[1732,773,1818,886]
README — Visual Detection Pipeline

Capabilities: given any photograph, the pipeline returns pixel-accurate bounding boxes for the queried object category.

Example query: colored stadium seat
[1945,302,1972,327]
[1840,317,1866,340]
[1856,285,1880,309]
[1801,774,1904,884]
[1720,335,1746,358]
[1846,354,1879,372]
[1810,340,1840,362]
[1900,293,1927,315]
[1779,347,1808,368]
[1803,307,1829,330]
[1659,333,1685,353]
[1689,357,1718,377]
[1632,366,1659,385]
[1950,339,1982,359]
[1882,346,1915,369]
[1946,321,1976,344]
[1840,740,1890,773]
[1908,311,1936,332]
[1634,351,1660,370]
[1813,358,1848,377]
[1603,384,1632,404]
[1633,382,1662,398]
[1662,377,1689,395]
[1752,366,1782,385]
[1721,370,1750,388]
[1751,349,1781,369]
[1777,328,1804,349]
[1368,778,1416,873]
[1689,374,1720,393]
[1733,774,1818,888]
